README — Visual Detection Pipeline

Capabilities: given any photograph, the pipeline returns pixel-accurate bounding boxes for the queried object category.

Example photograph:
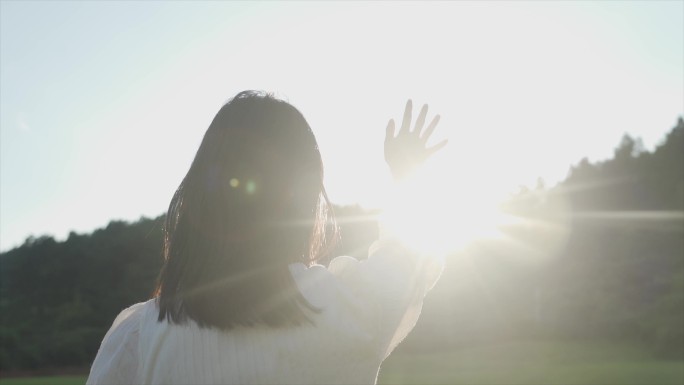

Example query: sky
[1,0,682,252]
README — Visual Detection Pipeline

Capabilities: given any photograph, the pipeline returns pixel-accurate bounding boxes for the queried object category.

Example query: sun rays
[376,164,516,256]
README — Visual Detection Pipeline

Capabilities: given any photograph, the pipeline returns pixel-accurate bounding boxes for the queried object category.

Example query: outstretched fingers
[399,99,412,134]
[426,139,448,156]
[420,114,440,143]
[413,104,428,136]
[385,119,396,141]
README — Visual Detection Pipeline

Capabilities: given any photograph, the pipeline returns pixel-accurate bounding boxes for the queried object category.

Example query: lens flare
[379,166,513,255]
[245,180,256,194]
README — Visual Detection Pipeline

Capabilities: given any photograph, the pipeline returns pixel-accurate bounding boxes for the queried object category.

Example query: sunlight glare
[379,162,514,255]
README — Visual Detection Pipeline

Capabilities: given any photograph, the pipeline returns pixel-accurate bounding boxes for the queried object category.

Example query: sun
[377,162,512,256]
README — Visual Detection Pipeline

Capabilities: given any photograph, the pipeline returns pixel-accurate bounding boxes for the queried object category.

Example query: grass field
[378,340,684,384]
[1,341,682,385]
[0,376,86,385]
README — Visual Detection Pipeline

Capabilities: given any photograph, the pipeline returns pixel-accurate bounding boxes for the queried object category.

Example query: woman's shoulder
[113,300,154,323]
[87,300,154,384]
[115,299,155,324]
[101,299,154,342]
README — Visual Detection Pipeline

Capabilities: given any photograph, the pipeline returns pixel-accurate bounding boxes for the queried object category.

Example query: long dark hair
[154,91,338,329]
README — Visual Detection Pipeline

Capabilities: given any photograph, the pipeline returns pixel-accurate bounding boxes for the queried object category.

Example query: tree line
[408,117,683,358]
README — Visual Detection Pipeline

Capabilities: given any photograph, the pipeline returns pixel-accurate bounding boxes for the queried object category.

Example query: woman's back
[88,243,443,385]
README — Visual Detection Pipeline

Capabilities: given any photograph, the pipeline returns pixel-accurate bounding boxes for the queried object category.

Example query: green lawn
[0,376,86,385]
[378,340,684,384]
[1,341,682,385]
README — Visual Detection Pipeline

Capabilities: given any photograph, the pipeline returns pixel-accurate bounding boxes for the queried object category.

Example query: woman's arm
[378,99,448,246]
[328,100,448,359]
[374,100,448,356]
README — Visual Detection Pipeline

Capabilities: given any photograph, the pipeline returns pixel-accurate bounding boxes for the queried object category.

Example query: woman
[87,91,447,385]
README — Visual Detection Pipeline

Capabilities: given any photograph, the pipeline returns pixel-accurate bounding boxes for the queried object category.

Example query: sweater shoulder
[87,300,152,384]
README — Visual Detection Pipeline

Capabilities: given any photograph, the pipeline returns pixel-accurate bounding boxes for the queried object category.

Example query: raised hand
[384,100,448,181]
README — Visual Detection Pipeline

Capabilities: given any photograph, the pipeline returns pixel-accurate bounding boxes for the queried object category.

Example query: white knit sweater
[86,241,443,385]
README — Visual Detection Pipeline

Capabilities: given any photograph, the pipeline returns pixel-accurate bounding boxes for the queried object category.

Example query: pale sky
[1,0,682,252]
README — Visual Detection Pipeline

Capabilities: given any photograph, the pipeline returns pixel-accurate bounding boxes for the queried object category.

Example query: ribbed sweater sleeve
[327,240,444,360]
